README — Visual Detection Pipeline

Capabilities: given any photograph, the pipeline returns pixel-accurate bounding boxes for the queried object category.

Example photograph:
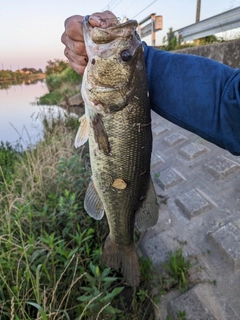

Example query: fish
[75,15,159,287]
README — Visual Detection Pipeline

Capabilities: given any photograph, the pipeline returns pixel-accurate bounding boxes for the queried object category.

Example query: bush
[60,66,82,84]
[45,59,69,76]
[45,74,62,92]
[38,66,82,106]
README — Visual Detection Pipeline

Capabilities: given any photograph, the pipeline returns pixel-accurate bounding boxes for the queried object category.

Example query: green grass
[160,248,192,293]
[37,67,82,106]
[166,310,187,320]
[0,110,157,319]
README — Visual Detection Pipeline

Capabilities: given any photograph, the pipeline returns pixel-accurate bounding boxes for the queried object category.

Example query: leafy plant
[0,141,20,189]
[0,109,158,319]
[164,248,192,292]
[78,262,124,319]
[45,59,69,76]
[162,27,185,51]
[140,256,153,283]
[166,310,187,320]
[38,65,82,105]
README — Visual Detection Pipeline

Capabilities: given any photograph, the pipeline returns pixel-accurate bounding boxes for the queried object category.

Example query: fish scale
[88,103,152,246]
[75,16,159,286]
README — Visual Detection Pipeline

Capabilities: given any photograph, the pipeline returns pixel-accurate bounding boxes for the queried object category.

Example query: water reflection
[0,78,45,90]
[0,80,63,148]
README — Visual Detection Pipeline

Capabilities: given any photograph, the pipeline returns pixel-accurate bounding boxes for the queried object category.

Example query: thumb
[89,10,118,28]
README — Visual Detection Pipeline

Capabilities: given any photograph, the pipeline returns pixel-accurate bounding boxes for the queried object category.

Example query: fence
[138,13,162,46]
[139,6,240,45]
[174,6,240,41]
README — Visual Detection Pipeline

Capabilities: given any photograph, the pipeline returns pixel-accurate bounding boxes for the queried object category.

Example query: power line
[102,0,120,11]
[121,0,139,18]
[131,0,157,19]
[111,0,125,11]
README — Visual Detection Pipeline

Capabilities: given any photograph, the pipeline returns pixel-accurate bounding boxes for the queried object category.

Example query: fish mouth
[83,15,138,45]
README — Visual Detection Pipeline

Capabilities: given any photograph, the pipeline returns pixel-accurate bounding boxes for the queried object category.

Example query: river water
[0,79,61,148]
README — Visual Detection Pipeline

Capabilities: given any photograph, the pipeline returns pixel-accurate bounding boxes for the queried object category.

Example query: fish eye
[120,49,132,62]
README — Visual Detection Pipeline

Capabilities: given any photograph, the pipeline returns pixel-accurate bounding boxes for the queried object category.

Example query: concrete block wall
[174,38,240,69]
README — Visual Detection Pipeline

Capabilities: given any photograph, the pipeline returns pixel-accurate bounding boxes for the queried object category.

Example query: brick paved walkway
[140,111,240,320]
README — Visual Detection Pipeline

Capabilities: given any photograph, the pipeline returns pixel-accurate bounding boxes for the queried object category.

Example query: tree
[162,27,181,51]
[45,59,69,75]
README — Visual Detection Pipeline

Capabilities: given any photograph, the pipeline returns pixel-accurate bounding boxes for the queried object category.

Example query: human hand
[61,11,119,75]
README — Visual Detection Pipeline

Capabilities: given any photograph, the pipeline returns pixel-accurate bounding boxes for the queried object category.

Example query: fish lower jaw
[92,87,116,93]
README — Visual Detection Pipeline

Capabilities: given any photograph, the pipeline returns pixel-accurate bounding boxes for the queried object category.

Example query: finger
[64,15,84,41]
[89,10,118,28]
[61,32,87,56]
[68,60,86,76]
[64,47,88,67]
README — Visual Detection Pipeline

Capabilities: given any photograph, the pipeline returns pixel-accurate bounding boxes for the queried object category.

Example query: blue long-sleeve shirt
[143,43,240,156]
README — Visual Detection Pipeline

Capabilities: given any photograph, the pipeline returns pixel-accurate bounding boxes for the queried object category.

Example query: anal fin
[135,178,159,231]
[101,236,140,287]
[84,179,104,220]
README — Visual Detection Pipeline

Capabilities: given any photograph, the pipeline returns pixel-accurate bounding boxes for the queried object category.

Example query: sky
[0,0,239,72]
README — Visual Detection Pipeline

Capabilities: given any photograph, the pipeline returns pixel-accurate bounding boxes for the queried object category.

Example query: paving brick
[145,112,240,320]
[179,142,210,160]
[155,168,185,190]
[152,124,169,136]
[164,132,187,146]
[204,156,240,179]
[229,297,240,319]
[208,222,240,271]
[139,229,179,267]
[167,284,223,320]
[175,189,213,220]
[151,153,164,168]
[234,220,240,230]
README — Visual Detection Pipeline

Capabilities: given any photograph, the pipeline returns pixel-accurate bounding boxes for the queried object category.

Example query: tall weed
[0,110,157,319]
[0,111,124,319]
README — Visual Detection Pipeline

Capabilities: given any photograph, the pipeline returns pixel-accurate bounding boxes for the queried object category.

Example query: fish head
[82,17,145,114]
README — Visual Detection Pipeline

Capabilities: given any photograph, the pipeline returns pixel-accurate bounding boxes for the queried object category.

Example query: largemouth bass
[75,16,159,287]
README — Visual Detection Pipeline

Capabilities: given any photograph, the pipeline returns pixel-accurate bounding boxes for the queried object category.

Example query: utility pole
[196,0,201,22]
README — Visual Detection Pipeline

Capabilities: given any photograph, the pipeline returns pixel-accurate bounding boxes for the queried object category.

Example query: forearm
[143,43,240,155]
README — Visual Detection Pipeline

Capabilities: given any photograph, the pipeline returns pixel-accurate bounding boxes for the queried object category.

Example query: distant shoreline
[0,73,46,82]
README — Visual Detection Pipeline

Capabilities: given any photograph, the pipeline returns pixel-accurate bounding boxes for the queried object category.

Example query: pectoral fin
[91,114,111,155]
[74,114,89,148]
[84,179,105,220]
[135,179,159,231]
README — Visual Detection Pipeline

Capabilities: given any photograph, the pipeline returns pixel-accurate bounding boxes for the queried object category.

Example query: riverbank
[0,73,46,89]
[0,73,46,82]
[0,95,157,319]
[37,67,82,106]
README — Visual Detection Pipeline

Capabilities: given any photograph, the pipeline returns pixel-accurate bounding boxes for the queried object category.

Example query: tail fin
[101,236,140,287]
